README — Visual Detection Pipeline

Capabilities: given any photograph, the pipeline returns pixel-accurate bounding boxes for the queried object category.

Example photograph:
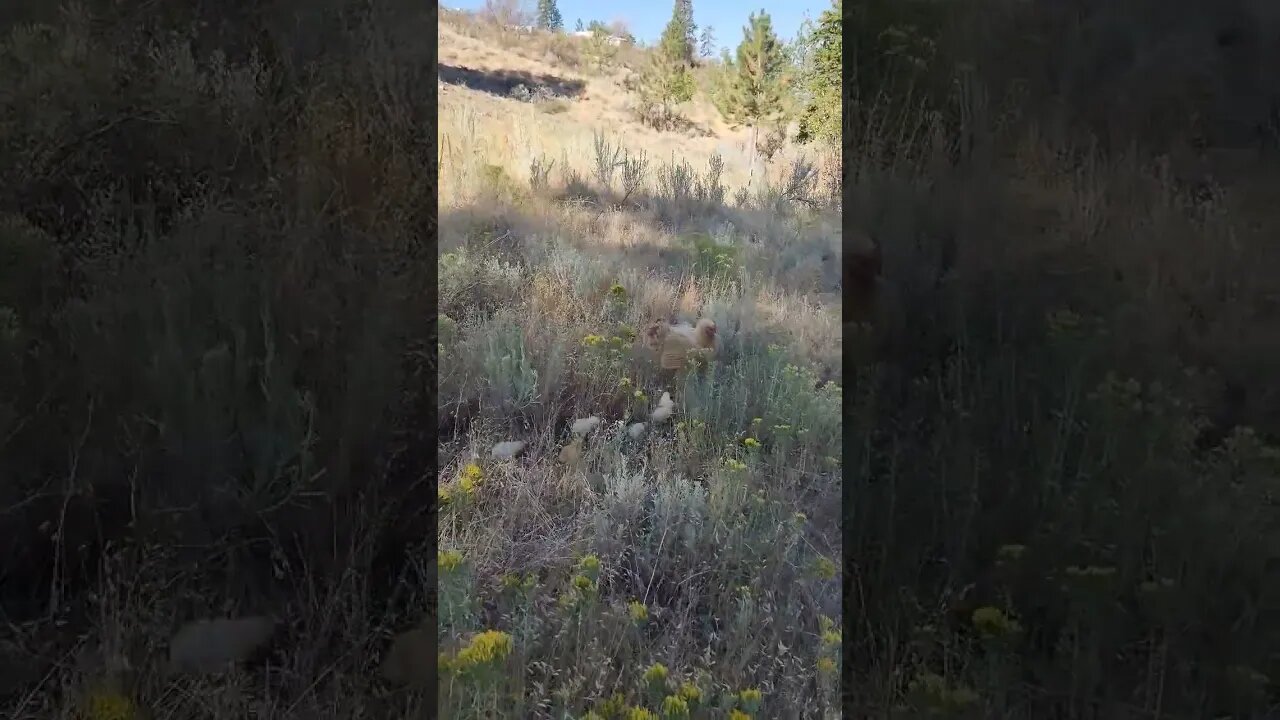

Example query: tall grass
[841,1,1280,715]
[435,38,844,715]
[1,2,433,717]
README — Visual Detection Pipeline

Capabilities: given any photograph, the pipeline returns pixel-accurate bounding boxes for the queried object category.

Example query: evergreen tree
[536,0,563,30]
[796,0,841,145]
[574,18,584,32]
[584,24,619,72]
[672,0,697,64]
[710,48,738,118]
[698,25,715,58]
[637,3,697,128]
[719,11,788,181]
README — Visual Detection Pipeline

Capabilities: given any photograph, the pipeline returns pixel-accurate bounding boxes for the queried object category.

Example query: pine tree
[719,11,788,181]
[574,18,584,32]
[672,0,697,64]
[796,0,841,145]
[710,48,738,119]
[536,0,563,31]
[584,24,619,72]
[637,4,697,128]
[698,25,716,58]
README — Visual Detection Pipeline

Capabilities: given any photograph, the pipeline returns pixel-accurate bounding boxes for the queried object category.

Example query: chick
[650,391,675,424]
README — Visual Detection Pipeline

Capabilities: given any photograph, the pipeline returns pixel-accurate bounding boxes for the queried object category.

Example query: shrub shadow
[439,63,586,100]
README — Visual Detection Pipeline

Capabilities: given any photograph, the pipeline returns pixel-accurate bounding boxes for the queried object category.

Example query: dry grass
[0,3,843,719]
[837,1,1280,711]
[434,10,845,720]
[2,2,433,718]
[6,1,1280,719]
[436,22,826,193]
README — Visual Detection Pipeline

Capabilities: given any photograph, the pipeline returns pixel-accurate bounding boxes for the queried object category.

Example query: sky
[446,0,831,52]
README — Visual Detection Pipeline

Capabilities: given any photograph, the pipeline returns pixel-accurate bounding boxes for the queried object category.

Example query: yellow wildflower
[821,629,842,647]
[454,630,513,668]
[438,549,464,573]
[438,486,452,505]
[817,657,837,674]
[572,574,595,593]
[813,556,838,580]
[609,283,627,297]
[619,377,633,388]
[643,662,669,686]
[677,681,701,702]
[738,687,763,712]
[83,687,138,720]
[742,437,760,448]
[723,458,747,471]
[728,711,752,720]
[578,553,601,577]
[628,601,649,622]
[461,462,483,483]
[971,606,1022,638]
[596,693,627,717]
[661,695,689,717]
[627,709,656,720]
[501,572,539,593]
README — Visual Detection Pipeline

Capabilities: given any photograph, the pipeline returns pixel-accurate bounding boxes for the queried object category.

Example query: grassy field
[839,1,1280,716]
[0,3,843,720]
[435,12,846,720]
[1,3,435,718]
[3,1,1280,719]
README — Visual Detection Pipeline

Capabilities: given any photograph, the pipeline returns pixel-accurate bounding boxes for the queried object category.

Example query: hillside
[436,15,821,192]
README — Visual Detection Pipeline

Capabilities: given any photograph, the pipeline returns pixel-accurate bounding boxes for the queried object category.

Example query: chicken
[558,435,584,466]
[642,318,717,370]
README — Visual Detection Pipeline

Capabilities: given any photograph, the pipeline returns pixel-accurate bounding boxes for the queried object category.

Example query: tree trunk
[748,123,759,184]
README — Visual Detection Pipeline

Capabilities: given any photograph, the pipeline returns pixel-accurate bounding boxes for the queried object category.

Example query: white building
[571,29,624,46]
